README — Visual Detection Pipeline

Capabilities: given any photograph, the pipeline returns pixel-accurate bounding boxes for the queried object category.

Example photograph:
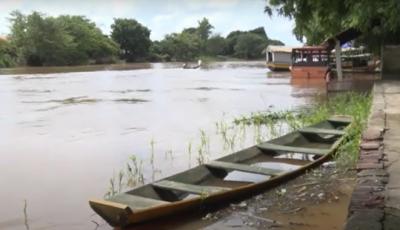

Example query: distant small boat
[183,60,202,69]
[89,115,352,227]
[290,46,331,79]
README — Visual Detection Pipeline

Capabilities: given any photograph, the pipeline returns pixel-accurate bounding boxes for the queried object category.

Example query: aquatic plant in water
[105,91,371,196]
[105,155,144,198]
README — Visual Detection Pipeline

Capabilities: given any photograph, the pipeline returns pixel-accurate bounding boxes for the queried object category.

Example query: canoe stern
[89,198,133,227]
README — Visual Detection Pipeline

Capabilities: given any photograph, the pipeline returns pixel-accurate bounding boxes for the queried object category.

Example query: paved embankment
[345,81,400,230]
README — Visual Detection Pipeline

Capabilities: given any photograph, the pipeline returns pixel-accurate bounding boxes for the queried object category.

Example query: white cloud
[152,13,176,24]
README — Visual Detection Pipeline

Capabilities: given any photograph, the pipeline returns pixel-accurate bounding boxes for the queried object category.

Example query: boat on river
[89,115,352,227]
[265,45,293,71]
[182,59,202,69]
[290,46,331,79]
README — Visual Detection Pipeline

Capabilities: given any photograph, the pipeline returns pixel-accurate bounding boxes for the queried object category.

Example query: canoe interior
[89,115,352,227]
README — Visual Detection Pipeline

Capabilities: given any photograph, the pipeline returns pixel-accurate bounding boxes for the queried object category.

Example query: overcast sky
[0,0,301,45]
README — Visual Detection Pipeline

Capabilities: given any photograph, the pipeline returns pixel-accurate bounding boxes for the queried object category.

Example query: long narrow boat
[89,115,352,227]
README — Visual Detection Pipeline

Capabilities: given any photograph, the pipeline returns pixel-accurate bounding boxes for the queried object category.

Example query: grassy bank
[234,92,372,169]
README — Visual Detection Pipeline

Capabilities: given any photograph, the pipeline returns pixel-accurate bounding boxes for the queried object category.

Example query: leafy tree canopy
[234,33,266,59]
[8,11,118,66]
[224,27,283,58]
[265,0,400,50]
[0,38,15,67]
[196,18,214,41]
[111,18,151,62]
[206,35,227,56]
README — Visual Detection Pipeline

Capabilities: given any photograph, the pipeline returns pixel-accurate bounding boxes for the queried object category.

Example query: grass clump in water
[105,155,144,198]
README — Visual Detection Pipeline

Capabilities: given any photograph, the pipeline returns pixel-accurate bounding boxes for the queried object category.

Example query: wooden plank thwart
[153,180,230,195]
[206,161,285,176]
[328,116,352,124]
[257,143,329,156]
[299,127,345,136]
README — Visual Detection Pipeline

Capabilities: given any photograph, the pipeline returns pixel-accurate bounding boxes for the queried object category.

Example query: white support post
[335,39,343,81]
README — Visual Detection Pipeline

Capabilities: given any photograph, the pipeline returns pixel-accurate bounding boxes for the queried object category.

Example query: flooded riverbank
[0,62,327,229]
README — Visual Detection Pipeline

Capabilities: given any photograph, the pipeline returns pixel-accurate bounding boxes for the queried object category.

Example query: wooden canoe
[89,115,352,227]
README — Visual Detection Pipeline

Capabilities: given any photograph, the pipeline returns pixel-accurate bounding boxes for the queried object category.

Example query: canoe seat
[153,180,230,195]
[108,193,169,211]
[328,116,352,124]
[206,161,284,176]
[299,127,345,136]
[257,143,329,156]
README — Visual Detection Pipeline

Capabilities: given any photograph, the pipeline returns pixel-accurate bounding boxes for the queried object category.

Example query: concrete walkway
[346,81,400,230]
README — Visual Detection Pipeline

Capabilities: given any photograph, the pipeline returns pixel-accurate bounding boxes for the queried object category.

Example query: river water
[0,62,325,229]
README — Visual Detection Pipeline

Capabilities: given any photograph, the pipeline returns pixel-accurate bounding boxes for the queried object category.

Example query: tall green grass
[105,92,371,197]
[234,92,372,169]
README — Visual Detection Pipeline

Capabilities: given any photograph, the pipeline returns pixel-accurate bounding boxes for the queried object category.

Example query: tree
[268,39,285,46]
[224,27,282,58]
[9,11,76,66]
[0,39,15,67]
[206,35,226,56]
[196,18,214,41]
[150,18,215,61]
[182,27,197,35]
[58,15,119,64]
[234,33,266,59]
[225,31,246,56]
[148,41,166,61]
[148,18,283,61]
[181,18,214,54]
[111,18,151,62]
[249,27,268,40]
[265,0,400,51]
[8,11,118,66]
[158,32,202,61]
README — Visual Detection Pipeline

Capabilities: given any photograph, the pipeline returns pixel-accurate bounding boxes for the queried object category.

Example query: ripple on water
[108,89,151,93]
[113,98,150,103]
[17,89,53,93]
[189,87,243,91]
[22,96,102,105]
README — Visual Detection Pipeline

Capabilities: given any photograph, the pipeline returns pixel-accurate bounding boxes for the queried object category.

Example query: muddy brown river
[0,62,328,229]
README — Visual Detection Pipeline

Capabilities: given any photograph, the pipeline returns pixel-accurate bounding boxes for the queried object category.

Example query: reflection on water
[0,61,326,229]
[224,171,269,183]
[113,98,149,104]
[22,96,102,104]
[254,162,301,171]
[108,89,151,93]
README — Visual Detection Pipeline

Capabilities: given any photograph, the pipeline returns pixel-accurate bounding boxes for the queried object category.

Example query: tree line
[0,11,284,68]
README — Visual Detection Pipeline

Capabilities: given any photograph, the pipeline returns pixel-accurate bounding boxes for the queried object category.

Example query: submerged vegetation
[105,92,371,196]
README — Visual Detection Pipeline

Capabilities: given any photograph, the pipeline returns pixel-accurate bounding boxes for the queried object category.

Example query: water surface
[0,62,324,229]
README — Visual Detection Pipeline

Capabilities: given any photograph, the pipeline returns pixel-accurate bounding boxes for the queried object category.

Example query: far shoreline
[0,60,266,75]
